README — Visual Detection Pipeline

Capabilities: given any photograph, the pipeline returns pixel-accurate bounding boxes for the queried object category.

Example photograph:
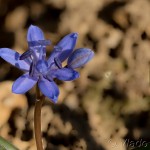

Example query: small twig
[34,85,44,150]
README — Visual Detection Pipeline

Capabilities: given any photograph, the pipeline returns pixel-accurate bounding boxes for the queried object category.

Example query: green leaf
[0,136,19,150]
[133,143,150,150]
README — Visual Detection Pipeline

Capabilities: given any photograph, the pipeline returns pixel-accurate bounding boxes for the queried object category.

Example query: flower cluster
[0,25,94,103]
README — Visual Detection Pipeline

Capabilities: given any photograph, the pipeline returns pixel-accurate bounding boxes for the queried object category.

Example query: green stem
[34,85,44,150]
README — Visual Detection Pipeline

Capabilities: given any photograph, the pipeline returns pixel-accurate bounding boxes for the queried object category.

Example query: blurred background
[0,0,150,149]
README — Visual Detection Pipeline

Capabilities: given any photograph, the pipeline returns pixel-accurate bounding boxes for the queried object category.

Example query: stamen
[29,62,36,77]
[54,57,62,69]
[28,40,51,47]
[39,47,46,60]
[47,46,62,65]
[20,49,33,60]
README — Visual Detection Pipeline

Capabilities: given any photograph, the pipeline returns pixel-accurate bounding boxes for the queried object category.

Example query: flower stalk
[34,85,44,150]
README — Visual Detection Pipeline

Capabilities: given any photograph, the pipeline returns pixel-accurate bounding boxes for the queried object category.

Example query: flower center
[36,60,49,74]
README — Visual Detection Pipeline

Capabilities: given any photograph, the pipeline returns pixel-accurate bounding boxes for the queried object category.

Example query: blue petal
[48,33,78,64]
[0,48,30,71]
[38,78,59,103]
[67,48,94,69]
[57,33,78,51]
[51,68,79,81]
[27,25,45,42]
[57,33,78,62]
[12,73,38,94]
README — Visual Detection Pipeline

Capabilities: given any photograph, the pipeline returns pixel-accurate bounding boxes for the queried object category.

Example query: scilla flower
[0,25,94,103]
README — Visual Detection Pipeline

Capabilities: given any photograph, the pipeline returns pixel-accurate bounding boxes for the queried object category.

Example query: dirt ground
[0,0,150,150]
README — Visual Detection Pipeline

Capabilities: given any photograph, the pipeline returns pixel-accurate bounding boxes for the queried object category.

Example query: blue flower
[0,25,94,103]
